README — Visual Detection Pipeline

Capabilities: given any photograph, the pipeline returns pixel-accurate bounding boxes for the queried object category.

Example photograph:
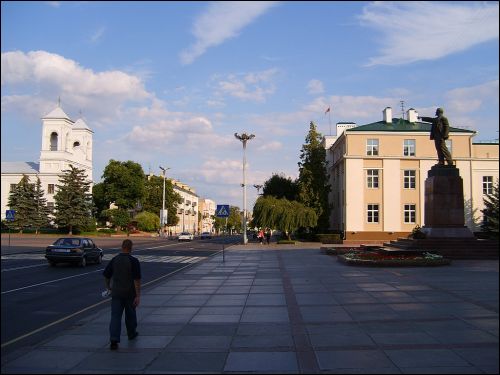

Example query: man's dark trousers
[109,297,137,343]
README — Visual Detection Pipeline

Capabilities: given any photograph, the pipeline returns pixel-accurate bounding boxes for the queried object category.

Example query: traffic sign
[6,210,15,221]
[216,204,230,218]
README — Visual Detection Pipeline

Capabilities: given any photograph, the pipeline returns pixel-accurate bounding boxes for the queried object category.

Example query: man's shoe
[110,340,118,350]
[128,331,139,340]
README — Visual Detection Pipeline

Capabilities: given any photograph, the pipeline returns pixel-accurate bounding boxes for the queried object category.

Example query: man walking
[420,107,453,166]
[103,239,141,350]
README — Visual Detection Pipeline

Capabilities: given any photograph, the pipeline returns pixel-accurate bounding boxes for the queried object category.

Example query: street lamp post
[234,132,255,244]
[159,166,170,237]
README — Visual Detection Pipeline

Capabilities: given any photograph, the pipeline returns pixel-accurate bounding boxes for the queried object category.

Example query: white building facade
[199,198,216,233]
[1,105,93,220]
[170,179,199,235]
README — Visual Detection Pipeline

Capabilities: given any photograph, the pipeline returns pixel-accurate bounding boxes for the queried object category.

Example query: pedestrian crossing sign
[216,205,230,218]
[6,210,15,221]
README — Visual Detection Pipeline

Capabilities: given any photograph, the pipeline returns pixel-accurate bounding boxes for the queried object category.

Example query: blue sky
[2,1,499,209]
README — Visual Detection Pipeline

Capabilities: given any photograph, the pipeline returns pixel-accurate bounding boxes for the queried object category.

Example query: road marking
[1,263,47,272]
[1,248,224,349]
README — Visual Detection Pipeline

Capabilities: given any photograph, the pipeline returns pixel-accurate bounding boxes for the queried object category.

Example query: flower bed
[338,250,450,267]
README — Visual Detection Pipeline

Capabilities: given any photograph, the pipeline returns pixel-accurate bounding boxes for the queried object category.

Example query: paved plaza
[2,243,498,374]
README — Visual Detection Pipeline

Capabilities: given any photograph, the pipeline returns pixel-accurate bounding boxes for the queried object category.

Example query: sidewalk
[2,243,498,373]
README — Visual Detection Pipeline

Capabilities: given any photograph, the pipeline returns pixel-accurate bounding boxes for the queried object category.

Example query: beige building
[325,107,499,241]
[168,179,199,235]
[198,198,216,234]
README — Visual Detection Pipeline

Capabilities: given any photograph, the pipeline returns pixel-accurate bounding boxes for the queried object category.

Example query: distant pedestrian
[258,229,264,244]
[265,228,271,245]
[103,239,141,350]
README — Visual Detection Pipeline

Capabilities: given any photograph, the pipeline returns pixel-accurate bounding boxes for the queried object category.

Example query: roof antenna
[400,100,405,120]
[58,96,61,107]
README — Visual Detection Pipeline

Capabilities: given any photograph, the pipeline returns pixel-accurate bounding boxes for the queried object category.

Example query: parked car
[178,232,194,241]
[45,237,103,267]
[200,232,212,239]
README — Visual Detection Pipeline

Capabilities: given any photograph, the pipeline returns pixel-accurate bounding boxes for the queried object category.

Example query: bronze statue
[420,108,453,166]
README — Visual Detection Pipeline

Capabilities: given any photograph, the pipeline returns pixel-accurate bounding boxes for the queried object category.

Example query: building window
[50,132,58,151]
[483,176,493,195]
[367,204,379,223]
[47,202,54,212]
[48,184,55,194]
[366,139,379,156]
[10,184,17,192]
[367,169,379,188]
[403,170,416,189]
[403,139,416,156]
[404,204,416,223]
[445,139,453,155]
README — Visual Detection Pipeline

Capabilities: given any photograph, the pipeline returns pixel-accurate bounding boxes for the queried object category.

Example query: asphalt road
[1,235,239,355]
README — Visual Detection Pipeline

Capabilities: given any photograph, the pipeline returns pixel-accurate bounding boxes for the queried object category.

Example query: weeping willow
[253,196,317,240]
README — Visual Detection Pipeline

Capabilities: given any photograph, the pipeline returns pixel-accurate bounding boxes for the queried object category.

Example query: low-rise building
[199,198,216,234]
[325,107,499,241]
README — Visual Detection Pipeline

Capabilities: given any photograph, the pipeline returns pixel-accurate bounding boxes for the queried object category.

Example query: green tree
[135,211,160,232]
[142,175,181,226]
[227,206,242,233]
[297,121,331,231]
[102,208,130,231]
[91,182,108,222]
[481,179,499,239]
[253,196,317,240]
[7,175,35,233]
[101,160,145,210]
[262,173,299,201]
[54,165,93,235]
[32,176,51,234]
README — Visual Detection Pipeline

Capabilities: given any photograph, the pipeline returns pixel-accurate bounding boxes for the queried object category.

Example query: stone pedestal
[422,165,474,238]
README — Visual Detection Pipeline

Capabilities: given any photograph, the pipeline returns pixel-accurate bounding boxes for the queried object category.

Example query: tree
[102,208,130,231]
[91,182,108,222]
[481,179,499,239]
[32,176,51,234]
[297,121,331,231]
[7,175,35,233]
[227,206,242,233]
[100,160,145,210]
[262,173,299,201]
[54,165,94,235]
[252,196,317,240]
[135,211,160,232]
[142,175,181,226]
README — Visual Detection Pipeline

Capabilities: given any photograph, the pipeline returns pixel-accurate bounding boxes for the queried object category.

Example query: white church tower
[1,103,93,219]
[39,105,93,181]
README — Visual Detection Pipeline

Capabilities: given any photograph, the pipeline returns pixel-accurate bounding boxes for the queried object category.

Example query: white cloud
[46,1,60,8]
[307,79,324,95]
[257,141,282,152]
[1,50,151,123]
[90,27,106,44]
[359,2,499,66]
[179,1,278,65]
[445,80,499,114]
[212,68,279,102]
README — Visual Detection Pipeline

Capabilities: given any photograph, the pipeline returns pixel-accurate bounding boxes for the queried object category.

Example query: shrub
[409,225,426,239]
[134,211,160,232]
[317,234,342,244]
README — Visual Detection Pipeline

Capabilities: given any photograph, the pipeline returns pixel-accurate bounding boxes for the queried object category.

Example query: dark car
[45,237,103,267]
[200,232,212,239]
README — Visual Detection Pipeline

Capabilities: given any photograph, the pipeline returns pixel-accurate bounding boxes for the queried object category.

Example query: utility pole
[234,132,255,244]
[159,166,170,237]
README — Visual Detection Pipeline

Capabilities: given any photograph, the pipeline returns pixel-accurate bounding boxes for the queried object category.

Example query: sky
[1,1,499,210]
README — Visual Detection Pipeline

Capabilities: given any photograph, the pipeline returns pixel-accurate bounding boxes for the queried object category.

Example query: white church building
[1,105,93,220]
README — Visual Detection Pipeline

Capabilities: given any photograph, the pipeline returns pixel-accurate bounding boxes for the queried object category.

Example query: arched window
[50,132,58,151]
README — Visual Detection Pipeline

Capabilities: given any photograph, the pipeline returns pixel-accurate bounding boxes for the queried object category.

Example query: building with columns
[1,105,93,220]
[324,107,499,241]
